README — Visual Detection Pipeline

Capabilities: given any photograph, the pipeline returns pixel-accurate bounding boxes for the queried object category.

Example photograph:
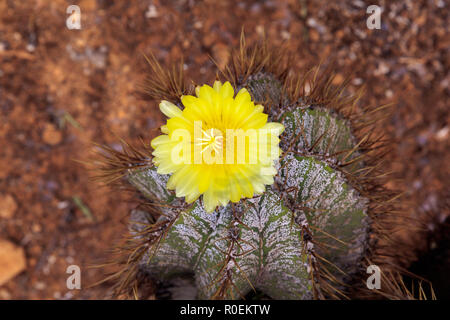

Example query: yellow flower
[151,81,284,212]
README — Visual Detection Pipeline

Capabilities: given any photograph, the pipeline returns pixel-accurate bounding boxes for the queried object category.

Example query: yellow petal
[198,84,215,104]
[185,191,200,203]
[161,125,170,134]
[203,189,218,213]
[151,135,170,149]
[263,122,285,136]
[213,80,222,92]
[198,167,212,193]
[160,100,182,118]
[220,81,234,99]
[156,160,179,175]
[255,104,264,113]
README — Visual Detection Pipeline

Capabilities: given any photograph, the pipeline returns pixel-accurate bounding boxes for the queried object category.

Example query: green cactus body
[124,72,370,299]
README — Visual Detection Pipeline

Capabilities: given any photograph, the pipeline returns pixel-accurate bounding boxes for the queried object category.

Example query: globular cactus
[94,37,405,300]
[125,101,370,299]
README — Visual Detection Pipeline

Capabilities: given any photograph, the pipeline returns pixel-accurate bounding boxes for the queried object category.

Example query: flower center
[196,128,223,154]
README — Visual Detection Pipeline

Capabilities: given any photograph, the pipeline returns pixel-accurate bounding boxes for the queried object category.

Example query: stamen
[195,128,223,155]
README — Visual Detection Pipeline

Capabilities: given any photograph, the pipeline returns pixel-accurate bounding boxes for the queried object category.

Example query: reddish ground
[0,0,448,299]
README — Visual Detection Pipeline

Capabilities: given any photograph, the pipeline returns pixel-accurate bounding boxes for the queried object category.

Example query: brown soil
[0,0,448,299]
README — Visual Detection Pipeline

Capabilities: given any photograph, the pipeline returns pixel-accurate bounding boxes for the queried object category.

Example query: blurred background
[0,0,448,299]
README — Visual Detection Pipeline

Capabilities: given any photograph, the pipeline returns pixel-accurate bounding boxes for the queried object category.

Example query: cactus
[94,37,405,300]
[125,98,370,299]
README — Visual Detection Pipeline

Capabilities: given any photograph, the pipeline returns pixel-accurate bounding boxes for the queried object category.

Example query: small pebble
[42,123,62,146]
[435,127,448,141]
[0,239,26,286]
[145,5,158,18]
[0,194,17,219]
